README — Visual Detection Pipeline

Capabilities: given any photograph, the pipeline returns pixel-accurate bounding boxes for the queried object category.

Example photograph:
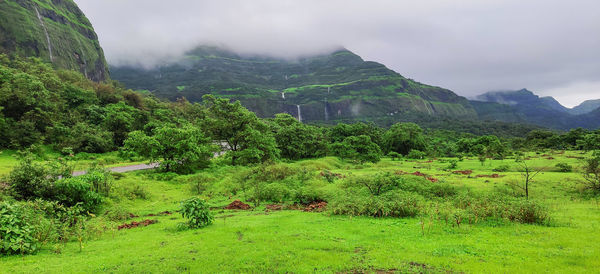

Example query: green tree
[271,113,326,160]
[124,125,215,173]
[383,122,427,155]
[330,135,382,163]
[201,95,278,165]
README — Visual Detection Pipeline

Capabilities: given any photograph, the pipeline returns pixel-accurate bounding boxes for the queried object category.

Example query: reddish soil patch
[319,171,345,179]
[453,170,473,175]
[118,219,158,230]
[396,170,439,182]
[476,174,504,178]
[225,200,251,210]
[147,211,172,217]
[567,156,584,159]
[265,204,282,211]
[304,202,327,212]
[546,157,555,160]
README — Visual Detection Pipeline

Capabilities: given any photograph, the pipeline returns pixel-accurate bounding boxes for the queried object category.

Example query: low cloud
[76,0,600,105]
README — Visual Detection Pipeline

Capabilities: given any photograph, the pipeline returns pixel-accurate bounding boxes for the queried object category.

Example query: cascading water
[77,39,88,78]
[324,105,329,121]
[281,92,285,100]
[296,104,302,122]
[34,7,53,62]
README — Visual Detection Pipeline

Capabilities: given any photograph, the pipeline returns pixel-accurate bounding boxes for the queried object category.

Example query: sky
[76,0,600,107]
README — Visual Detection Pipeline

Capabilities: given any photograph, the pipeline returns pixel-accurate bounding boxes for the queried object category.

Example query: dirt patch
[452,170,473,175]
[304,202,327,212]
[476,174,504,178]
[396,170,439,182]
[225,200,251,210]
[147,211,172,217]
[545,157,555,160]
[118,219,158,230]
[567,156,584,159]
[265,204,283,211]
[319,171,345,179]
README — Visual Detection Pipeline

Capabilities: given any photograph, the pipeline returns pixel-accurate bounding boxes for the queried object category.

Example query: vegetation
[1,54,600,272]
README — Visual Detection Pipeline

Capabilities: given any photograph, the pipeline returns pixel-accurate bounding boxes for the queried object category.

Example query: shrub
[8,156,53,200]
[446,159,458,170]
[52,177,103,212]
[581,151,600,192]
[506,200,551,225]
[387,152,402,161]
[492,165,511,172]
[0,202,38,255]
[180,197,213,229]
[329,190,422,218]
[260,183,292,203]
[82,167,113,196]
[406,150,426,160]
[555,163,573,173]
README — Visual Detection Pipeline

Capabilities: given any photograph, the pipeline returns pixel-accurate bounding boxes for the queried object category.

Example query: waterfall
[327,87,331,94]
[296,104,302,123]
[34,7,53,62]
[77,38,88,78]
[324,105,329,121]
[281,92,285,100]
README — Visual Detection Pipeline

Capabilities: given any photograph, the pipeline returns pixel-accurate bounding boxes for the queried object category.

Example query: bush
[0,202,38,255]
[555,163,573,173]
[446,159,458,170]
[406,150,426,160]
[492,165,511,172]
[180,197,213,229]
[506,200,551,225]
[8,156,53,200]
[52,177,103,212]
[329,190,422,218]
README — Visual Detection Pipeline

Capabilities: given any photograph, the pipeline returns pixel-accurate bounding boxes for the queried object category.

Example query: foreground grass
[1,151,599,273]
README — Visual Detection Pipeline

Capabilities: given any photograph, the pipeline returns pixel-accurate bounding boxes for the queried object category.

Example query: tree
[330,135,382,163]
[201,95,278,165]
[581,151,600,192]
[271,113,326,160]
[383,122,427,155]
[124,124,215,173]
[511,158,546,199]
[328,122,384,147]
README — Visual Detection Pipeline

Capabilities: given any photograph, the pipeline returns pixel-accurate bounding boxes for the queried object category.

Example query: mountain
[111,46,477,123]
[570,99,600,115]
[0,0,108,81]
[475,89,570,112]
[472,89,600,130]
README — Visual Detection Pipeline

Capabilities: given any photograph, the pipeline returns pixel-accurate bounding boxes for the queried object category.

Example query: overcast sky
[76,0,600,107]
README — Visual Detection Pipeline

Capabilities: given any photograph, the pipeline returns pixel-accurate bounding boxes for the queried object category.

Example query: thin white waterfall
[281,92,285,100]
[297,104,302,122]
[34,7,53,62]
[324,105,329,121]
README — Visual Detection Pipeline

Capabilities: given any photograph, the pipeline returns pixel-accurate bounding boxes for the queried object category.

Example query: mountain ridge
[112,46,477,123]
[0,0,109,81]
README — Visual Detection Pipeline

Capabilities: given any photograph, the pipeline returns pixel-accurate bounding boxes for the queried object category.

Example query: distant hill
[111,46,477,123]
[0,0,108,81]
[472,89,600,130]
[570,99,600,115]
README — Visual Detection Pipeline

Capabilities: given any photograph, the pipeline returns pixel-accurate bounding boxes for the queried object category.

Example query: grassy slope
[1,152,599,273]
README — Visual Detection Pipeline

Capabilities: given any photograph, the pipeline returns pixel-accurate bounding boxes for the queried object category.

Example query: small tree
[512,158,546,199]
[330,135,382,163]
[180,197,213,229]
[581,151,600,192]
[387,152,402,161]
[124,125,215,173]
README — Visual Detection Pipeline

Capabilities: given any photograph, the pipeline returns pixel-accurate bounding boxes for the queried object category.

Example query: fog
[76,0,600,107]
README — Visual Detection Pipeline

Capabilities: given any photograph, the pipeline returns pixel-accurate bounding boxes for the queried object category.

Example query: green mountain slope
[111,46,476,123]
[0,0,108,81]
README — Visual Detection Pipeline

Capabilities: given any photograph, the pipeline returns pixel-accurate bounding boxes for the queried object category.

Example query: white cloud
[76,0,600,104]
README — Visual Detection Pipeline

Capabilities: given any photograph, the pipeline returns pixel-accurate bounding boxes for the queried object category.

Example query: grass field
[1,151,599,273]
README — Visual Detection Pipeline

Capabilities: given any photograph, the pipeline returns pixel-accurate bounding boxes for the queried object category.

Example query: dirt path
[72,163,159,176]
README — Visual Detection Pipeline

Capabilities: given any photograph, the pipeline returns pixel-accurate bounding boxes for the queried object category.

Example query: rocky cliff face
[0,0,109,81]
[111,46,477,123]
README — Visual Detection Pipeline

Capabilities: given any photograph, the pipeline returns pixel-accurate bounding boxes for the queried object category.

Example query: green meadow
[1,151,598,273]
